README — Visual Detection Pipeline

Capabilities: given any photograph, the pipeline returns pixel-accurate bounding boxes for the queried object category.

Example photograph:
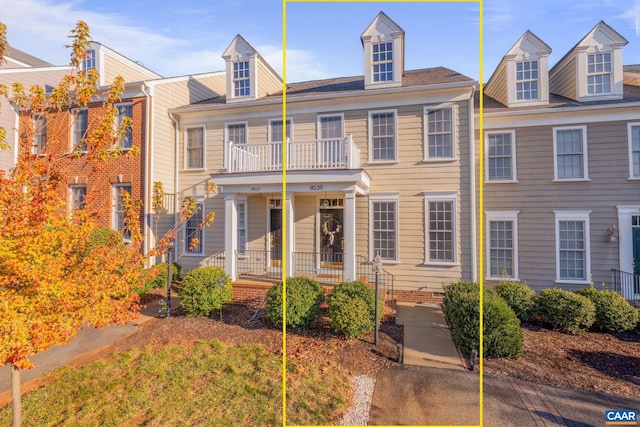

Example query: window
[71,108,88,152]
[370,195,398,261]
[82,50,96,72]
[425,106,455,160]
[269,119,291,167]
[629,123,640,178]
[69,185,86,211]
[185,201,204,254]
[486,211,519,279]
[587,53,611,95]
[555,211,591,283]
[226,123,247,144]
[115,104,133,149]
[233,61,250,97]
[237,199,247,256]
[372,42,393,82]
[486,131,516,181]
[318,115,343,166]
[113,184,132,240]
[185,127,204,169]
[319,115,343,140]
[553,126,588,180]
[369,110,396,162]
[425,193,457,264]
[515,60,539,100]
[33,114,47,154]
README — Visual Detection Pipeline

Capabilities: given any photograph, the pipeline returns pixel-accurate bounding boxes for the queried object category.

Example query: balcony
[226,135,360,173]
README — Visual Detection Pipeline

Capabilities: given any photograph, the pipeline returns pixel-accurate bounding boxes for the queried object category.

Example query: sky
[0,0,638,84]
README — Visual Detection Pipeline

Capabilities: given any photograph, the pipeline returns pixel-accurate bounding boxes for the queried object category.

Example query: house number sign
[309,185,324,191]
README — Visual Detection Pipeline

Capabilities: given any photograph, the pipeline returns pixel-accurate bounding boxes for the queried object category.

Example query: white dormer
[504,31,552,107]
[222,35,258,103]
[360,12,405,90]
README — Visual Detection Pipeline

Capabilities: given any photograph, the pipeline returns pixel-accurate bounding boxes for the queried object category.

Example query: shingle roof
[3,44,52,68]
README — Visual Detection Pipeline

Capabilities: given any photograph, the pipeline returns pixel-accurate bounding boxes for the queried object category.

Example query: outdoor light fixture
[607,225,618,242]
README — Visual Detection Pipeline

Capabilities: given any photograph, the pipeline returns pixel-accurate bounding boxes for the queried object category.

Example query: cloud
[255,44,335,83]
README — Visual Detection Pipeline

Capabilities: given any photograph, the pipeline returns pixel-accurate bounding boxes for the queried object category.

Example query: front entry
[319,198,344,269]
[633,227,640,276]
[270,207,282,267]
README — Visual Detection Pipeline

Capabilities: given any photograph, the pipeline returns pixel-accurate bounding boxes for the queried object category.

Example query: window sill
[182,168,207,173]
[554,279,590,285]
[376,259,400,266]
[484,179,519,184]
[552,178,591,183]
[367,160,399,165]
[627,177,640,181]
[423,262,459,268]
[181,252,205,257]
[421,158,457,163]
[486,276,519,282]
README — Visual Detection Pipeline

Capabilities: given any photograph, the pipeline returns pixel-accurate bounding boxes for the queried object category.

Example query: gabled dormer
[485,31,551,108]
[83,42,162,86]
[550,21,628,102]
[360,12,404,90]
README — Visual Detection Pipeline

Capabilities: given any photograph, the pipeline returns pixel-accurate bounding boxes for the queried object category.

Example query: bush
[135,262,183,296]
[494,280,538,322]
[177,267,233,317]
[329,281,383,324]
[81,228,124,257]
[265,277,323,328]
[443,282,523,358]
[576,285,639,333]
[328,292,372,338]
[538,288,595,334]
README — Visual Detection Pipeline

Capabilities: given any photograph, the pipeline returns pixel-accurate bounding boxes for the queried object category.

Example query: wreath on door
[321,219,342,246]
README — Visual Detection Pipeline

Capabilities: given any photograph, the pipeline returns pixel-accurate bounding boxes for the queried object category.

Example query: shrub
[265,277,324,328]
[81,228,124,257]
[443,282,523,358]
[135,262,183,296]
[177,267,233,317]
[329,281,383,325]
[494,280,538,322]
[328,292,372,338]
[576,285,639,333]
[538,288,595,334]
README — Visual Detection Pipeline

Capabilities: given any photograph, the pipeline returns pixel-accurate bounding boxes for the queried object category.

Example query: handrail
[610,268,640,302]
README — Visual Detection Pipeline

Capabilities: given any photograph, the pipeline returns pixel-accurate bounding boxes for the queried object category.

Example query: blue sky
[0,0,638,83]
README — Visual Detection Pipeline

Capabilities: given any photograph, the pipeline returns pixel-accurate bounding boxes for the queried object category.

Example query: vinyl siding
[257,60,282,98]
[102,54,157,85]
[549,55,577,100]
[484,59,508,106]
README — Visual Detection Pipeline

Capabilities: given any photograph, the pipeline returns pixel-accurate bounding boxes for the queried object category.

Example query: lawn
[0,339,350,426]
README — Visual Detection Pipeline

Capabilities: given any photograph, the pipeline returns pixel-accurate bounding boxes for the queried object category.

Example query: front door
[319,206,344,268]
[270,208,282,266]
[633,228,640,276]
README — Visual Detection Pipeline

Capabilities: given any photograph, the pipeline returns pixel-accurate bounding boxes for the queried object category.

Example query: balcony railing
[226,135,360,173]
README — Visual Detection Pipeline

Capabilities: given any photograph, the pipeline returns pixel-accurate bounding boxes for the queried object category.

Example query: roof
[3,44,52,68]
[625,64,640,74]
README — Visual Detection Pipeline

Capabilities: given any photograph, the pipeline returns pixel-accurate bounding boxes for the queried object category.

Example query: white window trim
[224,121,248,170]
[369,193,400,263]
[32,113,47,155]
[268,117,293,142]
[552,125,590,182]
[485,211,520,281]
[114,102,133,150]
[554,210,592,285]
[514,60,540,102]
[627,122,640,180]
[368,109,398,164]
[424,191,458,266]
[423,104,457,162]
[70,107,88,153]
[184,125,206,171]
[232,60,251,98]
[585,52,612,96]
[237,196,248,258]
[69,184,87,213]
[316,113,344,140]
[182,197,206,256]
[112,183,132,242]
[485,130,518,183]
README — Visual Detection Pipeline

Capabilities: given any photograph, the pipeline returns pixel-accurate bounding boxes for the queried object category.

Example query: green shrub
[328,292,372,338]
[443,282,523,358]
[576,285,639,333]
[538,288,595,334]
[81,228,124,257]
[265,277,324,328]
[135,262,183,296]
[494,280,538,322]
[329,281,383,326]
[177,267,233,317]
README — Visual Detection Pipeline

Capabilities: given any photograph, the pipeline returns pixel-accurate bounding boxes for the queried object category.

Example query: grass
[0,340,350,426]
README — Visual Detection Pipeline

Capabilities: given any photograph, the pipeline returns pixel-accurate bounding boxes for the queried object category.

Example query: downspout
[168,111,180,262]
[141,83,152,259]
[469,86,478,282]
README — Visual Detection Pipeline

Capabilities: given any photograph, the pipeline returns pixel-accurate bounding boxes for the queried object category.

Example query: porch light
[607,225,618,242]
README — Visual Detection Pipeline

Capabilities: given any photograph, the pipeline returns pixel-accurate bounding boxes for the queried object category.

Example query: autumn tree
[0,21,151,426]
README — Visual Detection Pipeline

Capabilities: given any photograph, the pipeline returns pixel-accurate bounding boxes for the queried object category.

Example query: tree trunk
[11,364,21,427]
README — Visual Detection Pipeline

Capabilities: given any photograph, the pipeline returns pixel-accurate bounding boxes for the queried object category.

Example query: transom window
[371,198,397,261]
[554,127,587,180]
[233,61,250,97]
[115,104,133,149]
[516,60,539,100]
[629,124,640,178]
[425,197,456,264]
[185,127,204,169]
[425,107,454,159]
[587,53,611,95]
[487,131,515,181]
[71,108,88,152]
[370,111,396,162]
[372,42,393,82]
[113,184,132,240]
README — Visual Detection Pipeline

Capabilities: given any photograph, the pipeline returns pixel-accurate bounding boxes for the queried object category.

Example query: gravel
[340,375,376,426]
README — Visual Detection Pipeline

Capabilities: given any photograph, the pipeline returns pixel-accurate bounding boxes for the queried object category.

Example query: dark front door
[320,208,343,267]
[270,208,282,265]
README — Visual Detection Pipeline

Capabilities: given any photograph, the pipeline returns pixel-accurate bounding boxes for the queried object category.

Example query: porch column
[224,193,238,280]
[285,192,294,278]
[344,190,356,281]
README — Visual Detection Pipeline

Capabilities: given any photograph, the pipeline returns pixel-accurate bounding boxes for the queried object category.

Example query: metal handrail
[610,268,640,302]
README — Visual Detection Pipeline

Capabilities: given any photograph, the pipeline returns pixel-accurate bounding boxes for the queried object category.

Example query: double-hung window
[233,61,250,97]
[185,126,205,169]
[113,184,132,240]
[425,106,455,160]
[82,50,96,72]
[587,53,611,95]
[71,108,88,152]
[370,194,398,261]
[515,60,539,101]
[555,211,591,283]
[424,192,457,265]
[553,126,588,180]
[629,123,640,179]
[69,184,87,212]
[486,211,519,280]
[372,42,393,82]
[486,131,516,181]
[185,201,204,255]
[115,104,133,149]
[33,114,47,154]
[369,110,396,162]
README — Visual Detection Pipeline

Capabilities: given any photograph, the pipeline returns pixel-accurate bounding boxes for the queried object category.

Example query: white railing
[226,134,360,173]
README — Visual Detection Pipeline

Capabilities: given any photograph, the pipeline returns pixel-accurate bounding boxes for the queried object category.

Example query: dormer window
[587,53,611,94]
[373,42,393,82]
[82,50,96,72]
[515,60,539,100]
[233,61,250,97]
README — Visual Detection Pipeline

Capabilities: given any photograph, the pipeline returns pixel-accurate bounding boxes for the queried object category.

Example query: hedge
[576,285,639,333]
[265,277,324,328]
[494,280,538,322]
[177,267,233,317]
[538,288,595,334]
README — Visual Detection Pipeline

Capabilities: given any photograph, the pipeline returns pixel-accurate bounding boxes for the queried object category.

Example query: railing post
[225,140,231,171]
[347,134,353,169]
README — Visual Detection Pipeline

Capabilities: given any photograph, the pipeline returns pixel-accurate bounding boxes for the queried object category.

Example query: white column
[285,192,294,278]
[224,193,238,280]
[344,190,356,281]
